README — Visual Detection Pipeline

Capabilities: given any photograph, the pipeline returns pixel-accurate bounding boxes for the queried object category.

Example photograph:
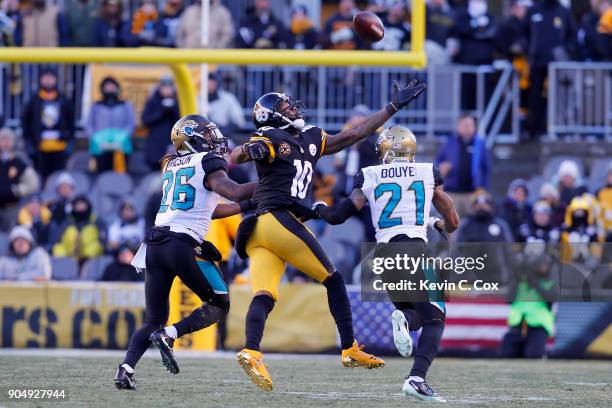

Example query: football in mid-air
[353,11,385,42]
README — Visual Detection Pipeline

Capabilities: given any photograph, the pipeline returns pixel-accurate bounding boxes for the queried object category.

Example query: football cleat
[150,329,179,374]
[391,310,413,357]
[402,377,447,402]
[341,340,385,369]
[236,349,273,391]
[114,365,136,390]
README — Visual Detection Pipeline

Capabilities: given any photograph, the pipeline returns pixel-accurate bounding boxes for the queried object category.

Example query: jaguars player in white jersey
[114,115,256,390]
[313,126,459,402]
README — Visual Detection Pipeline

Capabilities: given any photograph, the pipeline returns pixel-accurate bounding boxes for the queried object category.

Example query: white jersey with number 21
[360,162,440,243]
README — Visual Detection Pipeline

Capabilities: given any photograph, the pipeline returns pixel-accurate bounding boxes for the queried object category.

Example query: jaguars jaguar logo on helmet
[171,114,228,156]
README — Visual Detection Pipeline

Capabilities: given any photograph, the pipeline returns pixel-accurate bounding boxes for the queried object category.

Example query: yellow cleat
[236,349,273,391]
[341,340,385,369]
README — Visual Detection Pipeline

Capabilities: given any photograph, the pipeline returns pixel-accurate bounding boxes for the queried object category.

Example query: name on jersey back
[380,165,416,179]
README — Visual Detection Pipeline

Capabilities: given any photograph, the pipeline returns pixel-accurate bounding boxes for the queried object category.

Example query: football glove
[390,79,427,111]
[428,216,443,232]
[243,141,270,161]
[311,201,328,218]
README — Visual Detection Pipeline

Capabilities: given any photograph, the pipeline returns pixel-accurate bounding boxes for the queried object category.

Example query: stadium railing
[1,60,518,139]
[548,62,612,141]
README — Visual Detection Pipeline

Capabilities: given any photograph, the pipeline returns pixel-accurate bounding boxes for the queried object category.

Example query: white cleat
[391,310,413,357]
[402,378,447,403]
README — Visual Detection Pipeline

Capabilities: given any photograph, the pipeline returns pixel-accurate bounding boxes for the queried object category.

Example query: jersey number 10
[374,181,425,229]
[291,159,313,199]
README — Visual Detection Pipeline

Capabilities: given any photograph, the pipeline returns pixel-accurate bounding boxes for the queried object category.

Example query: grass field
[0,351,610,407]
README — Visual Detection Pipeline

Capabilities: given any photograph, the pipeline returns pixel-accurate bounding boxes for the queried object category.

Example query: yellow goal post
[0,0,425,116]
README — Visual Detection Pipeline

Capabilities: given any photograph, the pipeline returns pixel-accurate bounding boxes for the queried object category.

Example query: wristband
[385,102,399,115]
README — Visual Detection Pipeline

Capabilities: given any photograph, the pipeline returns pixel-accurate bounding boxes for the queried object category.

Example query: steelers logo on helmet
[278,142,291,157]
[255,108,269,123]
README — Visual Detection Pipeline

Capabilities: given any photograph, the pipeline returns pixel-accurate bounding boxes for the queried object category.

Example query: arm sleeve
[353,170,365,189]
[202,154,229,190]
[433,165,444,187]
[317,197,359,225]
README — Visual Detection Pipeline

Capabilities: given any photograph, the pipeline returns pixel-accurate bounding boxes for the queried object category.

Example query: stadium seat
[80,255,114,281]
[95,171,133,196]
[526,175,544,202]
[50,257,80,280]
[43,170,90,201]
[324,217,365,247]
[127,151,151,176]
[0,232,9,256]
[66,151,91,173]
[543,156,585,181]
[587,158,610,192]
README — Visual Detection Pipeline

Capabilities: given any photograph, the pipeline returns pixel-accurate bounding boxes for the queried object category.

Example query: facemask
[102,91,119,103]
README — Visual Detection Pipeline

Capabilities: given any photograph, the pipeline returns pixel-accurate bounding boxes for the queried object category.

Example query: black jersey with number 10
[249,125,328,214]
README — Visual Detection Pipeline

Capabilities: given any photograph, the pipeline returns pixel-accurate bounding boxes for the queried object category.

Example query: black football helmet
[170,114,228,156]
[252,92,305,130]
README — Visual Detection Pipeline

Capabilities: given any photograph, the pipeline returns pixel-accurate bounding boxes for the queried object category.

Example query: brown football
[353,11,385,42]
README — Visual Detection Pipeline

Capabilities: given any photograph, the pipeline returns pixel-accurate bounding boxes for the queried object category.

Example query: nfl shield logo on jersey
[309,144,317,156]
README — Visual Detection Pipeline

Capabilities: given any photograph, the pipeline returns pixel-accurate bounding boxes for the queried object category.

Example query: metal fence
[1,61,519,140]
[548,62,612,141]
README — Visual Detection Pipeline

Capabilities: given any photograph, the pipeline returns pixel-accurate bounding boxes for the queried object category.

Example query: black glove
[243,141,270,161]
[389,79,427,111]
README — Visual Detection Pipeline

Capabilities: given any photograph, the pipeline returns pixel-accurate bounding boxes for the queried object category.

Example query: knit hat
[54,172,76,189]
[557,160,580,179]
[9,226,34,244]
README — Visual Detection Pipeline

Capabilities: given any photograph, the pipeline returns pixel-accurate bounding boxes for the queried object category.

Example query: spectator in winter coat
[236,0,291,49]
[86,76,135,173]
[0,127,40,231]
[207,72,246,137]
[501,178,532,240]
[0,226,51,281]
[107,199,145,252]
[92,0,126,47]
[321,0,365,50]
[142,76,180,171]
[17,194,52,246]
[21,68,74,180]
[453,0,496,65]
[100,243,143,281]
[47,172,76,227]
[64,0,97,46]
[124,0,159,46]
[154,0,184,47]
[525,0,576,137]
[176,0,234,48]
[51,195,106,263]
[14,0,68,47]
[435,114,492,216]
[289,5,319,50]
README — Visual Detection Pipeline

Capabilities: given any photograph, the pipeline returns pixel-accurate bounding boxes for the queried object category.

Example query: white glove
[428,216,442,231]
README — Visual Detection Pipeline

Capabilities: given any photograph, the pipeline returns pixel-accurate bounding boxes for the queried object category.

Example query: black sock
[245,294,275,351]
[174,302,228,338]
[323,272,354,349]
[123,323,161,369]
[402,309,422,331]
[410,319,444,379]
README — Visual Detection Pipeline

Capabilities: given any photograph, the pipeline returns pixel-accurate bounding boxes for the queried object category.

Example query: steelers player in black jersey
[229,80,426,391]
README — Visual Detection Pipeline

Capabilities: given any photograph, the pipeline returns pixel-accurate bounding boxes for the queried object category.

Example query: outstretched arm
[315,188,368,225]
[323,79,426,155]
[431,185,460,233]
[205,169,257,202]
[212,200,254,219]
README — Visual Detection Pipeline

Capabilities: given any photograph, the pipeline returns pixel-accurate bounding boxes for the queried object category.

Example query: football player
[229,80,426,391]
[313,126,459,402]
[114,115,256,390]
